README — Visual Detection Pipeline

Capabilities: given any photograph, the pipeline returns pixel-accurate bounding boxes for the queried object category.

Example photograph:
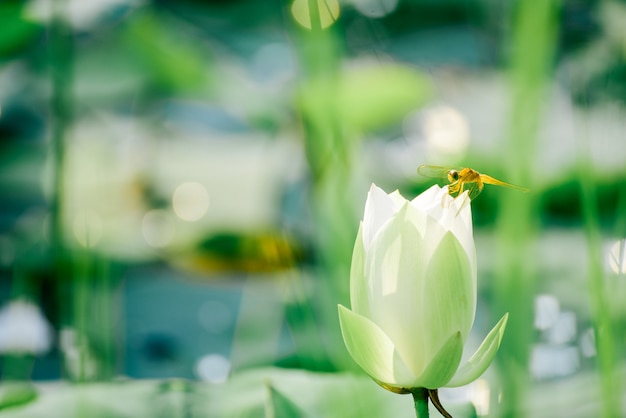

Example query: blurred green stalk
[75,251,118,381]
[49,0,71,268]
[495,0,559,416]
[50,0,115,383]
[292,5,356,371]
[49,0,72,328]
[49,0,82,381]
[578,133,621,417]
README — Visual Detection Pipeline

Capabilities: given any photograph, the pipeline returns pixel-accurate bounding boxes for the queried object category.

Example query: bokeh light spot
[534,294,559,330]
[194,353,231,383]
[530,344,580,380]
[0,300,52,355]
[172,182,210,222]
[291,0,340,30]
[350,0,399,18]
[579,328,596,358]
[142,209,175,248]
[546,311,577,345]
[423,105,470,157]
[468,379,490,416]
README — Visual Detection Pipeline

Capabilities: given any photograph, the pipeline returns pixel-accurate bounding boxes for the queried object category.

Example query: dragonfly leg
[448,181,461,196]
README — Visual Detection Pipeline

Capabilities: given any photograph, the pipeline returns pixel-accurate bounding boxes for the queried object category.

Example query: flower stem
[428,389,453,418]
[411,388,429,418]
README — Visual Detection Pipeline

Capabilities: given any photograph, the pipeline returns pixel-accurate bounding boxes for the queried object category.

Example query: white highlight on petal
[362,184,397,250]
[380,233,403,296]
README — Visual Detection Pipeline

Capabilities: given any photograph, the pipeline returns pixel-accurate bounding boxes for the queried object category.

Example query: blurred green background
[0,0,625,416]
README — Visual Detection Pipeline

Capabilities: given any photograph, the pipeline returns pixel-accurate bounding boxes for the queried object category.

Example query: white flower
[338,184,508,390]
[0,299,53,355]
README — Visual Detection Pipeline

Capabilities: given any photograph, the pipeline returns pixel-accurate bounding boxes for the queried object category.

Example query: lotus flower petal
[445,313,509,388]
[362,185,397,250]
[421,231,475,347]
[349,223,369,317]
[364,203,434,376]
[415,331,463,389]
[338,304,416,387]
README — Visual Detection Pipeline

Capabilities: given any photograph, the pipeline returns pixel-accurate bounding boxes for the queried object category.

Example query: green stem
[307,0,322,32]
[578,118,620,418]
[411,388,429,418]
[50,0,72,260]
[293,0,353,371]
[495,0,559,415]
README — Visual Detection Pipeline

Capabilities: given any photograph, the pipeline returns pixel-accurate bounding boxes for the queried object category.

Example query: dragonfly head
[447,169,460,183]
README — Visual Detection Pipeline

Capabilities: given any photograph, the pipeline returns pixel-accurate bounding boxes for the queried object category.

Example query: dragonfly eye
[448,170,459,182]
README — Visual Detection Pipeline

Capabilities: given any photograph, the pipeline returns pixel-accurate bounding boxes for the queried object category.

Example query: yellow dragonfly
[417,165,529,200]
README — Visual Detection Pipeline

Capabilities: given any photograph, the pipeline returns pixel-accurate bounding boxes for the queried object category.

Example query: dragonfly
[417,165,529,200]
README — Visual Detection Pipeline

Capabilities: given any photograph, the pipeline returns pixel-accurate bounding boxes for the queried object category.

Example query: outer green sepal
[338,304,416,387]
[415,331,463,389]
[445,313,509,388]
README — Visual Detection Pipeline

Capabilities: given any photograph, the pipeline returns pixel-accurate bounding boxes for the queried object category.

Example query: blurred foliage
[298,63,433,136]
[0,2,42,58]
[0,368,446,418]
[291,0,340,30]
[538,175,626,228]
[3,366,625,417]
[171,232,305,274]
[0,381,38,412]
[564,1,626,105]
[265,383,305,418]
[123,10,212,95]
[0,0,625,416]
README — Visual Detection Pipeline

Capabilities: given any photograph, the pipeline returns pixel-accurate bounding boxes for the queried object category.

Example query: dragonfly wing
[417,165,452,180]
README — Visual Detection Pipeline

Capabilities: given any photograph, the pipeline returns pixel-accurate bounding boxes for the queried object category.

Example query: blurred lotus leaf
[0,3,41,58]
[169,232,305,274]
[71,9,214,104]
[297,63,432,135]
[265,383,306,418]
[123,9,213,94]
[0,382,38,412]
